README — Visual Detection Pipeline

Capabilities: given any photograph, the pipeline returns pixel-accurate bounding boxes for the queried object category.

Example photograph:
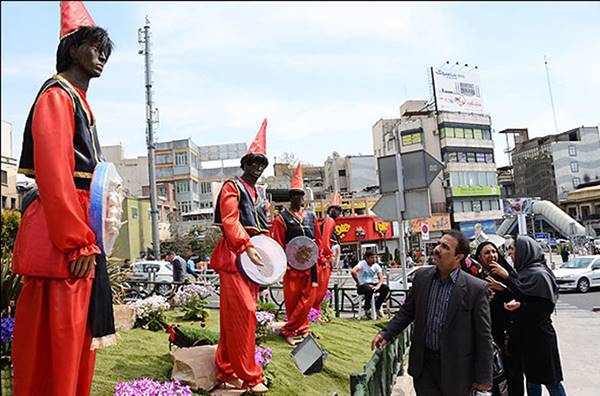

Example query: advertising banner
[451,185,500,197]
[334,215,393,243]
[409,214,451,234]
[432,67,486,115]
[502,197,534,216]
[459,220,497,239]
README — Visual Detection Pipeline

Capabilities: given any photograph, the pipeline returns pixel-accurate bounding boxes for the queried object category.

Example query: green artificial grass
[90,308,388,396]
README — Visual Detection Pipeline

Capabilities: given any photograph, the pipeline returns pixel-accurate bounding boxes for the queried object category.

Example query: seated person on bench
[351,250,390,318]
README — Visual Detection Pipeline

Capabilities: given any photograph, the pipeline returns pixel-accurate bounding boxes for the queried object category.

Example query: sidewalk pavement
[391,307,600,396]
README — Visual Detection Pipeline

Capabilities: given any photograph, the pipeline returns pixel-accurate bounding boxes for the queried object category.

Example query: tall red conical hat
[290,162,304,192]
[60,1,96,40]
[247,118,267,156]
[328,192,342,208]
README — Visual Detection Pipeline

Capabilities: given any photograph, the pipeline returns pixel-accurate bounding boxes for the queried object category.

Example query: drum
[90,162,125,256]
[285,236,318,271]
[238,235,287,286]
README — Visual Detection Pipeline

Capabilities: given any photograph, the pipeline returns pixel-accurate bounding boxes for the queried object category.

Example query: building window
[2,196,6,209]
[472,200,482,212]
[568,145,576,156]
[464,128,474,139]
[11,197,17,209]
[131,207,139,220]
[572,177,581,188]
[483,129,491,140]
[491,199,499,210]
[476,152,486,163]
[191,153,198,169]
[445,127,455,138]
[175,152,188,166]
[175,180,190,193]
[473,128,483,139]
[467,152,476,163]
[156,154,172,164]
[338,169,346,176]
[401,132,422,146]
[454,128,465,138]
[200,182,212,194]
[570,162,579,172]
[1,170,7,185]
[485,153,494,163]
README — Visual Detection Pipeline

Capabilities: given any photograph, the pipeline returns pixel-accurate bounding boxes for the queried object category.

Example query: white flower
[129,295,170,320]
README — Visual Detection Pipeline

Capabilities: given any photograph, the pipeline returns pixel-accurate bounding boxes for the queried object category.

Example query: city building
[1,121,19,211]
[267,162,326,201]
[372,99,503,239]
[497,165,515,199]
[511,126,600,204]
[102,144,148,197]
[323,152,378,195]
[559,180,600,236]
[154,139,245,215]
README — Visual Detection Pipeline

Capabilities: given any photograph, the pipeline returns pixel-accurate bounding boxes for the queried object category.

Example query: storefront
[408,214,452,256]
[334,215,394,267]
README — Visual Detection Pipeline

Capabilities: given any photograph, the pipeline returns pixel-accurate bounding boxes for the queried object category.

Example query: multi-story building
[497,165,515,199]
[323,152,378,195]
[372,99,503,237]
[1,121,19,211]
[512,126,600,204]
[154,139,245,215]
[102,144,149,197]
[559,181,600,236]
[270,162,326,200]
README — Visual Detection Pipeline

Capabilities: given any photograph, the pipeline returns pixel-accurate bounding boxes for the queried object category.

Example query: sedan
[388,266,434,291]
[553,256,600,293]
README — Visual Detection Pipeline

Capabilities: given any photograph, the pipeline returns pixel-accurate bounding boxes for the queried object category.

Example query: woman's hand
[489,262,509,279]
[504,299,521,311]
[486,275,507,291]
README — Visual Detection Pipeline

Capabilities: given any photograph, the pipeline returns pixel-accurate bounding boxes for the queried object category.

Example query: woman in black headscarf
[489,235,566,396]
[473,241,522,396]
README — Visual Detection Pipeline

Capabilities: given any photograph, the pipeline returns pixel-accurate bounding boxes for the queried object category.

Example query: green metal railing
[350,324,413,396]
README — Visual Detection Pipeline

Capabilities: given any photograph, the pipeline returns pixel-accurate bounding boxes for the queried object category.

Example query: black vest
[214,177,269,233]
[279,208,316,244]
[18,75,104,190]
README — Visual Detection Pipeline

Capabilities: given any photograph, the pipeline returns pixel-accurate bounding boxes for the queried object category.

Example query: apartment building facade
[372,100,503,237]
[512,126,600,204]
[323,152,378,195]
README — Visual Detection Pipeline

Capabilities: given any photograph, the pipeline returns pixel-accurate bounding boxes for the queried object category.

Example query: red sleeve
[32,87,101,262]
[313,216,326,255]
[219,181,253,254]
[320,217,335,259]
[270,215,287,249]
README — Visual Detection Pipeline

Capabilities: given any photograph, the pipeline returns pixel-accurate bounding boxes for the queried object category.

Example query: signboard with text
[451,185,500,197]
[432,67,486,115]
[459,220,497,239]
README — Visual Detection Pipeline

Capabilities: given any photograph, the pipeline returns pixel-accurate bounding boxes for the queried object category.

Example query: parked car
[388,265,434,291]
[553,255,600,293]
[128,260,174,295]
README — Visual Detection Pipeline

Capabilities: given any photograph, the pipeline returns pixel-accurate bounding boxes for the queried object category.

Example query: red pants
[281,272,315,337]
[215,271,264,387]
[313,264,332,310]
[12,276,95,396]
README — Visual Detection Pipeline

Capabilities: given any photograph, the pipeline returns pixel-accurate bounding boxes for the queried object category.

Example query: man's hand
[488,262,509,279]
[373,284,381,292]
[473,383,492,392]
[504,299,521,311]
[371,333,388,350]
[245,247,265,267]
[69,254,96,278]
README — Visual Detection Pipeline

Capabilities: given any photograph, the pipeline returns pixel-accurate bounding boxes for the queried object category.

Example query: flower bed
[129,295,170,331]
[114,378,192,396]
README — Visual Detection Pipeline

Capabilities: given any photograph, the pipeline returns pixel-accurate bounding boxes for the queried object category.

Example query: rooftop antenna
[544,55,559,134]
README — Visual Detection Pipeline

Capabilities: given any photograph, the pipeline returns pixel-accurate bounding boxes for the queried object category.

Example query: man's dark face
[366,255,377,266]
[290,191,304,208]
[329,207,341,219]
[71,42,107,78]
[242,159,267,182]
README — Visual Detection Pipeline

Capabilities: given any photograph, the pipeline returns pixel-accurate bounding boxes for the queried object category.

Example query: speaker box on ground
[290,334,328,375]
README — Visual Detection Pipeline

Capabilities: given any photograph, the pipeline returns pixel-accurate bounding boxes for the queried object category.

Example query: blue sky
[2,1,599,173]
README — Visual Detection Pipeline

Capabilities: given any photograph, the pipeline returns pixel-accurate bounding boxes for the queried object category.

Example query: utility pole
[138,16,161,260]
[544,56,559,134]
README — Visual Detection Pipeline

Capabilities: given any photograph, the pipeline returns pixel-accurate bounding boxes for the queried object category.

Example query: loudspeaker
[290,334,328,375]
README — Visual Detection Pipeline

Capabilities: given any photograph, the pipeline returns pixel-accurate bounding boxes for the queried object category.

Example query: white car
[129,260,174,295]
[553,256,600,293]
[388,266,434,291]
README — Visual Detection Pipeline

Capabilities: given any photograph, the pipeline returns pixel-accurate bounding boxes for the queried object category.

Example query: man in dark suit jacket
[372,230,493,396]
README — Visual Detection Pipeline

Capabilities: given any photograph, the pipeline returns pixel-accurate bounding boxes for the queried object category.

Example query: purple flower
[324,290,333,302]
[114,378,192,396]
[308,308,321,323]
[256,311,275,326]
[1,317,15,344]
[255,346,273,369]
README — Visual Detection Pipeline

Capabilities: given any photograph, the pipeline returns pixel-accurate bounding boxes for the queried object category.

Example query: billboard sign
[409,214,451,234]
[502,198,534,216]
[459,220,497,239]
[451,185,500,197]
[432,67,485,115]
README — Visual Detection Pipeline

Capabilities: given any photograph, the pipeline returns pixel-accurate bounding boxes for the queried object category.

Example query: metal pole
[394,153,408,290]
[139,16,161,260]
[544,56,559,134]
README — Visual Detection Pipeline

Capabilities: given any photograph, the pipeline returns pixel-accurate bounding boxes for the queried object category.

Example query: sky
[2,1,600,176]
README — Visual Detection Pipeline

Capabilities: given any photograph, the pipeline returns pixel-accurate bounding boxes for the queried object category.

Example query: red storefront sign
[334,215,393,242]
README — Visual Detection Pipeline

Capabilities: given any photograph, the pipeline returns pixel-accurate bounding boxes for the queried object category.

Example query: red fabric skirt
[313,264,332,310]
[281,270,316,337]
[12,276,95,396]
